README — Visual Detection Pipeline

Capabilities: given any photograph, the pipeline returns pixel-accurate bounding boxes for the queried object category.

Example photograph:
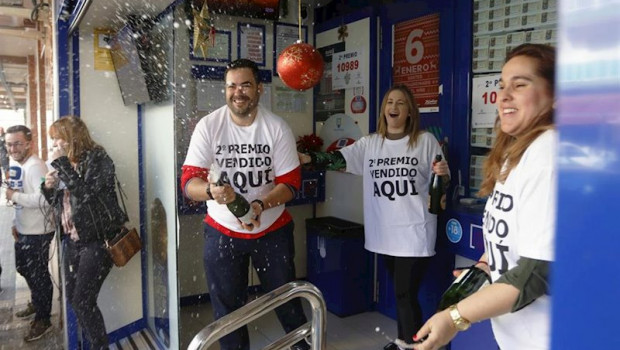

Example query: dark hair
[6,125,32,141]
[225,58,261,84]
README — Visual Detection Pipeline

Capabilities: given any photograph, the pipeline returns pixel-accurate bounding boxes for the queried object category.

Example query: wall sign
[471,74,501,128]
[350,87,366,114]
[190,30,232,63]
[94,28,114,71]
[350,95,367,113]
[238,23,266,66]
[393,13,440,113]
[446,218,463,243]
[332,48,365,90]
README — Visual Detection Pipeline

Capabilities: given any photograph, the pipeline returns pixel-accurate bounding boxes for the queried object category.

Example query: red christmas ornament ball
[277,42,325,91]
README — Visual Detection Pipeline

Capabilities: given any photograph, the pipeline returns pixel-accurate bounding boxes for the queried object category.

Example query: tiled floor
[0,190,64,349]
[1,185,400,350]
[180,295,399,350]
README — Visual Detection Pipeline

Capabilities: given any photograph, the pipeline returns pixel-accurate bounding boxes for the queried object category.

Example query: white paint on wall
[78,31,143,333]
[314,16,372,224]
[143,100,178,349]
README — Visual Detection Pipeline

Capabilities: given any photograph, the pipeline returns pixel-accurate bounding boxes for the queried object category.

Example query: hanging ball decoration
[277,42,325,91]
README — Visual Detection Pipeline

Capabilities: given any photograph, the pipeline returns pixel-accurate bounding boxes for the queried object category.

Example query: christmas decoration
[277,43,325,91]
[338,24,348,42]
[296,133,324,153]
[276,0,325,91]
[193,0,215,57]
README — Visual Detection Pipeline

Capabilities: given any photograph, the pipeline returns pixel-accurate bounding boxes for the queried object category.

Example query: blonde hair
[478,44,556,197]
[49,116,101,163]
[377,84,423,148]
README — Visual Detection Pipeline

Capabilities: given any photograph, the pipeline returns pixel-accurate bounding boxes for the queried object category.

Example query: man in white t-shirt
[181,59,308,350]
[5,125,54,342]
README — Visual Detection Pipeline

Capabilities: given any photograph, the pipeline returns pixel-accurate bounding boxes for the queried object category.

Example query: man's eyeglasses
[5,142,26,148]
[226,82,254,92]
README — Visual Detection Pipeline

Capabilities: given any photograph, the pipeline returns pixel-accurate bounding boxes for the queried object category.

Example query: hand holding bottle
[209,182,236,205]
[429,154,451,214]
[411,310,456,350]
[452,261,489,278]
[241,200,264,231]
[208,163,260,231]
[432,157,449,176]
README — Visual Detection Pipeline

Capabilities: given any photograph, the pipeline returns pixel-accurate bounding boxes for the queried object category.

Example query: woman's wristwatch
[448,304,471,331]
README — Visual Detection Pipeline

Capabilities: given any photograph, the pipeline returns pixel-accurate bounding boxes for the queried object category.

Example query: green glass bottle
[428,155,444,214]
[441,138,451,195]
[437,266,491,311]
[209,164,254,226]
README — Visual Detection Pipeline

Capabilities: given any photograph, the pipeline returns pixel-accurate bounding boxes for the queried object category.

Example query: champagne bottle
[436,266,491,311]
[208,164,254,226]
[428,154,444,214]
[441,138,451,195]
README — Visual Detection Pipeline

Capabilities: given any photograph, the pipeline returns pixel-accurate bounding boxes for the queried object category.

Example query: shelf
[469,0,558,195]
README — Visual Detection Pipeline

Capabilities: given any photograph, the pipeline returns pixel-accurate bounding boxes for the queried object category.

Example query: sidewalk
[0,187,63,349]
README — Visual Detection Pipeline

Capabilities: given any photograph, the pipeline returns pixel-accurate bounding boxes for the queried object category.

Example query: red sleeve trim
[275,166,301,191]
[204,211,293,239]
[181,165,209,198]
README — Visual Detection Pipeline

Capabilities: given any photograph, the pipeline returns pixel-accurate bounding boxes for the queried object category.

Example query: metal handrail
[187,281,327,350]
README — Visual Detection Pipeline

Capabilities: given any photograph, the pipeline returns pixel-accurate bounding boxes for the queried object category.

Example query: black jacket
[41,147,127,242]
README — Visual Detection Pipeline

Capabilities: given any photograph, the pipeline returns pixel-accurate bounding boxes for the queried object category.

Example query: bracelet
[205,184,212,200]
[476,260,488,266]
[251,199,265,211]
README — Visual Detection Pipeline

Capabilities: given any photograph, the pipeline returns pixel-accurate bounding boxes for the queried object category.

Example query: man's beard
[228,95,257,118]
[10,152,27,163]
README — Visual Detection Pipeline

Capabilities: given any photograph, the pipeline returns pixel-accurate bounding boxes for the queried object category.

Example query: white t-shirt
[8,154,53,235]
[183,104,299,234]
[483,129,557,350]
[339,132,443,257]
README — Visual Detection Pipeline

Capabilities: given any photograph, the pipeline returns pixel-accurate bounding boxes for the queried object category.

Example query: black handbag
[104,175,141,267]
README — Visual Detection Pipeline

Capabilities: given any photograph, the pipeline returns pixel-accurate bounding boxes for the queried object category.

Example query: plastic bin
[305,217,373,317]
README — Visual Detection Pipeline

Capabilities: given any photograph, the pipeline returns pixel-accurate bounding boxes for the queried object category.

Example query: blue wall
[552,1,620,349]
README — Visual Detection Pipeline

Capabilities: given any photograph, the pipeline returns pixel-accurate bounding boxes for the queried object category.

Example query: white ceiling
[0,34,37,57]
[0,0,37,55]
